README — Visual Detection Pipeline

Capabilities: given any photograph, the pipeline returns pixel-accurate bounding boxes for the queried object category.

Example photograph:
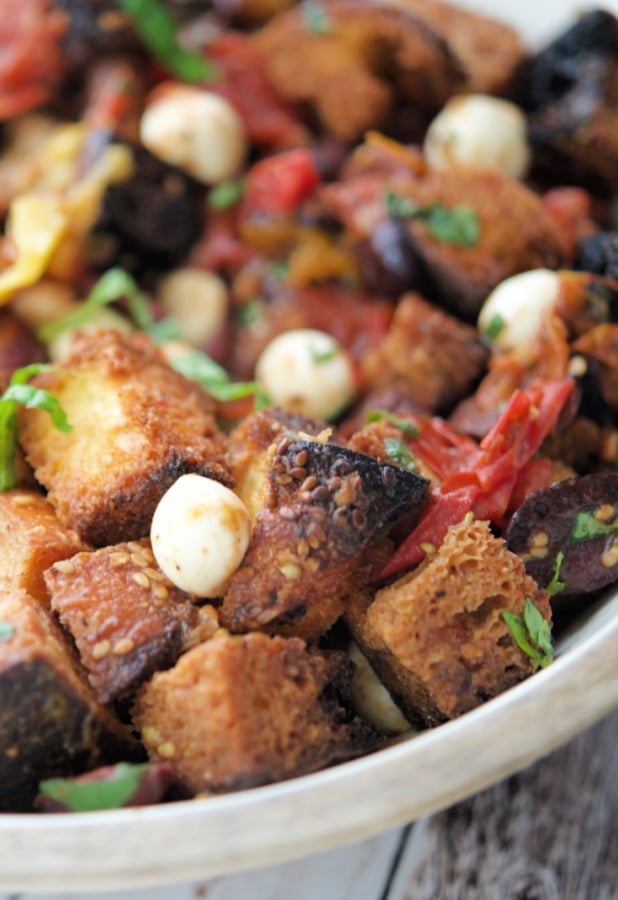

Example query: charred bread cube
[221,434,430,640]
[361,292,489,414]
[0,587,138,811]
[132,630,380,795]
[0,489,87,605]
[46,538,220,704]
[17,330,232,546]
[347,518,552,726]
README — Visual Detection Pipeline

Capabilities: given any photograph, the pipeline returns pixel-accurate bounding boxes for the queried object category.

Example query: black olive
[575,232,618,282]
[357,219,420,298]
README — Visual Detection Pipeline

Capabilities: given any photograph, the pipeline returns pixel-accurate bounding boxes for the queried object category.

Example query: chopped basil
[483,313,505,341]
[569,508,618,542]
[0,364,72,492]
[365,410,419,438]
[38,268,179,344]
[38,762,152,812]
[310,347,338,364]
[116,0,218,82]
[170,347,270,410]
[0,621,14,641]
[546,551,566,596]
[207,179,245,211]
[384,189,480,247]
[235,298,266,328]
[302,0,332,33]
[502,597,554,668]
[384,438,417,471]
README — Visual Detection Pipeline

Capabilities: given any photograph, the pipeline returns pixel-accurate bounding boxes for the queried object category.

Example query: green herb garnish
[207,179,245,211]
[0,364,72,492]
[385,190,480,246]
[384,438,417,471]
[310,347,338,364]
[502,597,554,668]
[170,347,270,410]
[546,550,566,596]
[365,410,419,438]
[301,0,332,33]
[39,763,152,812]
[116,0,218,82]
[0,621,14,641]
[37,268,179,344]
[569,508,618,542]
[484,313,505,341]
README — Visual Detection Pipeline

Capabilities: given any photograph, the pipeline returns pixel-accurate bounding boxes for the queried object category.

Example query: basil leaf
[546,551,566,596]
[207,179,245,211]
[569,508,618,542]
[365,410,419,438]
[0,621,14,641]
[384,190,480,247]
[502,598,553,668]
[116,0,218,82]
[39,763,152,812]
[170,348,270,409]
[2,385,72,434]
[384,438,417,471]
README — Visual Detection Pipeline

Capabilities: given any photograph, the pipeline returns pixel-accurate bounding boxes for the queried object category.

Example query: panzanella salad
[1,0,618,813]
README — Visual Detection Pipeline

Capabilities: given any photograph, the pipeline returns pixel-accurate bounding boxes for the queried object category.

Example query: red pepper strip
[378,378,575,580]
[241,148,320,218]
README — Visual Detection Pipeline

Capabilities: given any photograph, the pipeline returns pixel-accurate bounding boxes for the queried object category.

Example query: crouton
[221,434,430,640]
[347,518,551,726]
[252,0,463,141]
[0,489,87,605]
[361,292,488,414]
[0,587,138,811]
[17,330,232,546]
[323,168,568,319]
[46,538,219,703]
[132,631,380,794]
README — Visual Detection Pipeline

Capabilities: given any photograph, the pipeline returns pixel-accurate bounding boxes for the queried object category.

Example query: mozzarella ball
[47,309,134,362]
[423,94,531,180]
[140,86,247,185]
[150,474,251,597]
[477,269,561,353]
[348,642,411,735]
[158,267,228,346]
[255,329,357,421]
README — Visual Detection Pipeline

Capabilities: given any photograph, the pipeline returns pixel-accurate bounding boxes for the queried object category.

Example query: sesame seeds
[601,538,618,569]
[92,639,111,660]
[53,559,76,575]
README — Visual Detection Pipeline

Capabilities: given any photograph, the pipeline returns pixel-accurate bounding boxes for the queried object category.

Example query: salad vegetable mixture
[1,0,618,813]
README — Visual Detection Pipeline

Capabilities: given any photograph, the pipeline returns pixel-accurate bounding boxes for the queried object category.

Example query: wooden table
[2,707,616,900]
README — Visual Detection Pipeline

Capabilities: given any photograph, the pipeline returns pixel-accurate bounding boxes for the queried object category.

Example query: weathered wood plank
[388,709,618,900]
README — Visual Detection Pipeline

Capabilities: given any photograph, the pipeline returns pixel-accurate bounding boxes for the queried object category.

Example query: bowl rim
[1,590,617,892]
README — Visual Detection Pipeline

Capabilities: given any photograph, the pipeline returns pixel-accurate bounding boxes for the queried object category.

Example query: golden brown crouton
[46,539,219,703]
[0,587,138,811]
[323,168,568,318]
[387,0,527,95]
[0,489,87,605]
[132,631,379,794]
[17,330,232,546]
[252,0,463,141]
[347,518,551,726]
[361,292,488,413]
[221,434,430,640]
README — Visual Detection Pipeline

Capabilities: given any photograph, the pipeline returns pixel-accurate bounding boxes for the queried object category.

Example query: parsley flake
[546,551,566,596]
[365,410,419,438]
[484,313,505,341]
[569,508,618,542]
[39,763,152,812]
[502,598,554,668]
[207,179,245,211]
[384,189,480,246]
[384,438,417,472]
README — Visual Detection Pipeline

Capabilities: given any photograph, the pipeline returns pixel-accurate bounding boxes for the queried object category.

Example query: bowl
[1,0,618,891]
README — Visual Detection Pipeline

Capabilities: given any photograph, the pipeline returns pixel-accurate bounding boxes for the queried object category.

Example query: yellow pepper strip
[0,194,67,304]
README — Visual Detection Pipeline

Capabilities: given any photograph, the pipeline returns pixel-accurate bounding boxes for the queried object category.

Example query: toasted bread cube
[46,538,220,704]
[0,489,87,605]
[221,435,429,640]
[0,587,138,811]
[347,519,552,726]
[132,631,379,794]
[361,293,489,414]
[18,330,232,546]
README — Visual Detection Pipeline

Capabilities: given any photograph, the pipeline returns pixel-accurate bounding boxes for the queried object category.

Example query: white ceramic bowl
[2,0,618,891]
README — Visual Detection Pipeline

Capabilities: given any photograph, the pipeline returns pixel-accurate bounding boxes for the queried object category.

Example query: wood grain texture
[388,709,618,900]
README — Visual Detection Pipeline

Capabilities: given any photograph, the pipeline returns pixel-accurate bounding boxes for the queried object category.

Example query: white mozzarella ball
[150,474,251,597]
[477,269,561,353]
[255,329,357,421]
[348,641,411,735]
[423,94,531,180]
[158,267,228,346]
[140,86,247,185]
[47,309,134,362]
